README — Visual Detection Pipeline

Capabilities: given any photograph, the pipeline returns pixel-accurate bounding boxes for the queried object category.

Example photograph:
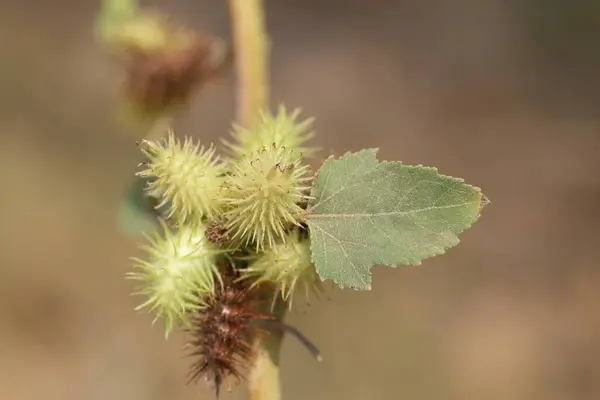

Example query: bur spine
[137,131,225,225]
[222,144,312,250]
[243,229,323,307]
[225,105,317,159]
[128,220,221,337]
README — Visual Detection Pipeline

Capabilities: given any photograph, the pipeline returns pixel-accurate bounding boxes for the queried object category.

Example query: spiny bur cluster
[128,106,324,394]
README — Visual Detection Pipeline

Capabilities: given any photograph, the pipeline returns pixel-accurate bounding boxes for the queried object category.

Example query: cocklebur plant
[131,108,318,329]
[100,0,488,399]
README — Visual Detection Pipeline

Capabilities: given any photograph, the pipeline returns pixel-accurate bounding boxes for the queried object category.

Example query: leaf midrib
[309,201,479,219]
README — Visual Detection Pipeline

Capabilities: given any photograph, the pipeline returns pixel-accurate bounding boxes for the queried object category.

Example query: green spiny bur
[128,220,222,337]
[222,144,312,250]
[242,229,323,308]
[137,132,225,225]
[225,105,317,159]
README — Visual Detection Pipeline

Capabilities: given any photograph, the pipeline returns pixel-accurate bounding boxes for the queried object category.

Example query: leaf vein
[310,201,477,219]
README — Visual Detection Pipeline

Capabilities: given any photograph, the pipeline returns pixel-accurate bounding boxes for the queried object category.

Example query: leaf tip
[478,193,491,216]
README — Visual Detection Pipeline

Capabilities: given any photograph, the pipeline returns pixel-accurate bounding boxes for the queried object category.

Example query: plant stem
[228,0,270,128]
[227,1,281,399]
[248,300,286,400]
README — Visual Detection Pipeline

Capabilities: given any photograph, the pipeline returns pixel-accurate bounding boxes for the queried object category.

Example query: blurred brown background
[2,0,600,399]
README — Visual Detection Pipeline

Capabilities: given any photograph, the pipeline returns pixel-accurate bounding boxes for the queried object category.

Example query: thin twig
[260,319,323,362]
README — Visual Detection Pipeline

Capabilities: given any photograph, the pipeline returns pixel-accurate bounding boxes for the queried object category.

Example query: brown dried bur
[185,267,323,397]
[118,17,231,121]
[185,268,269,397]
[206,217,231,246]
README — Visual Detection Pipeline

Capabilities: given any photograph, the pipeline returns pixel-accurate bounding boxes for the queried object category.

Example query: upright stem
[248,300,286,400]
[228,0,270,128]
[227,1,282,400]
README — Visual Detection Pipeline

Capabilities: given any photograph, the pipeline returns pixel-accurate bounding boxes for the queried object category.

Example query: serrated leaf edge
[307,150,486,290]
[308,148,380,211]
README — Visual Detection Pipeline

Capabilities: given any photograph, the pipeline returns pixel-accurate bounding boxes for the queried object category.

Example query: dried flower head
[121,32,229,120]
[99,8,230,122]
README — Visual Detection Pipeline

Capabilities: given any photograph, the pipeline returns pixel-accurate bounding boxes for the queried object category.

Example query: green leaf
[307,149,486,290]
[118,176,159,237]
